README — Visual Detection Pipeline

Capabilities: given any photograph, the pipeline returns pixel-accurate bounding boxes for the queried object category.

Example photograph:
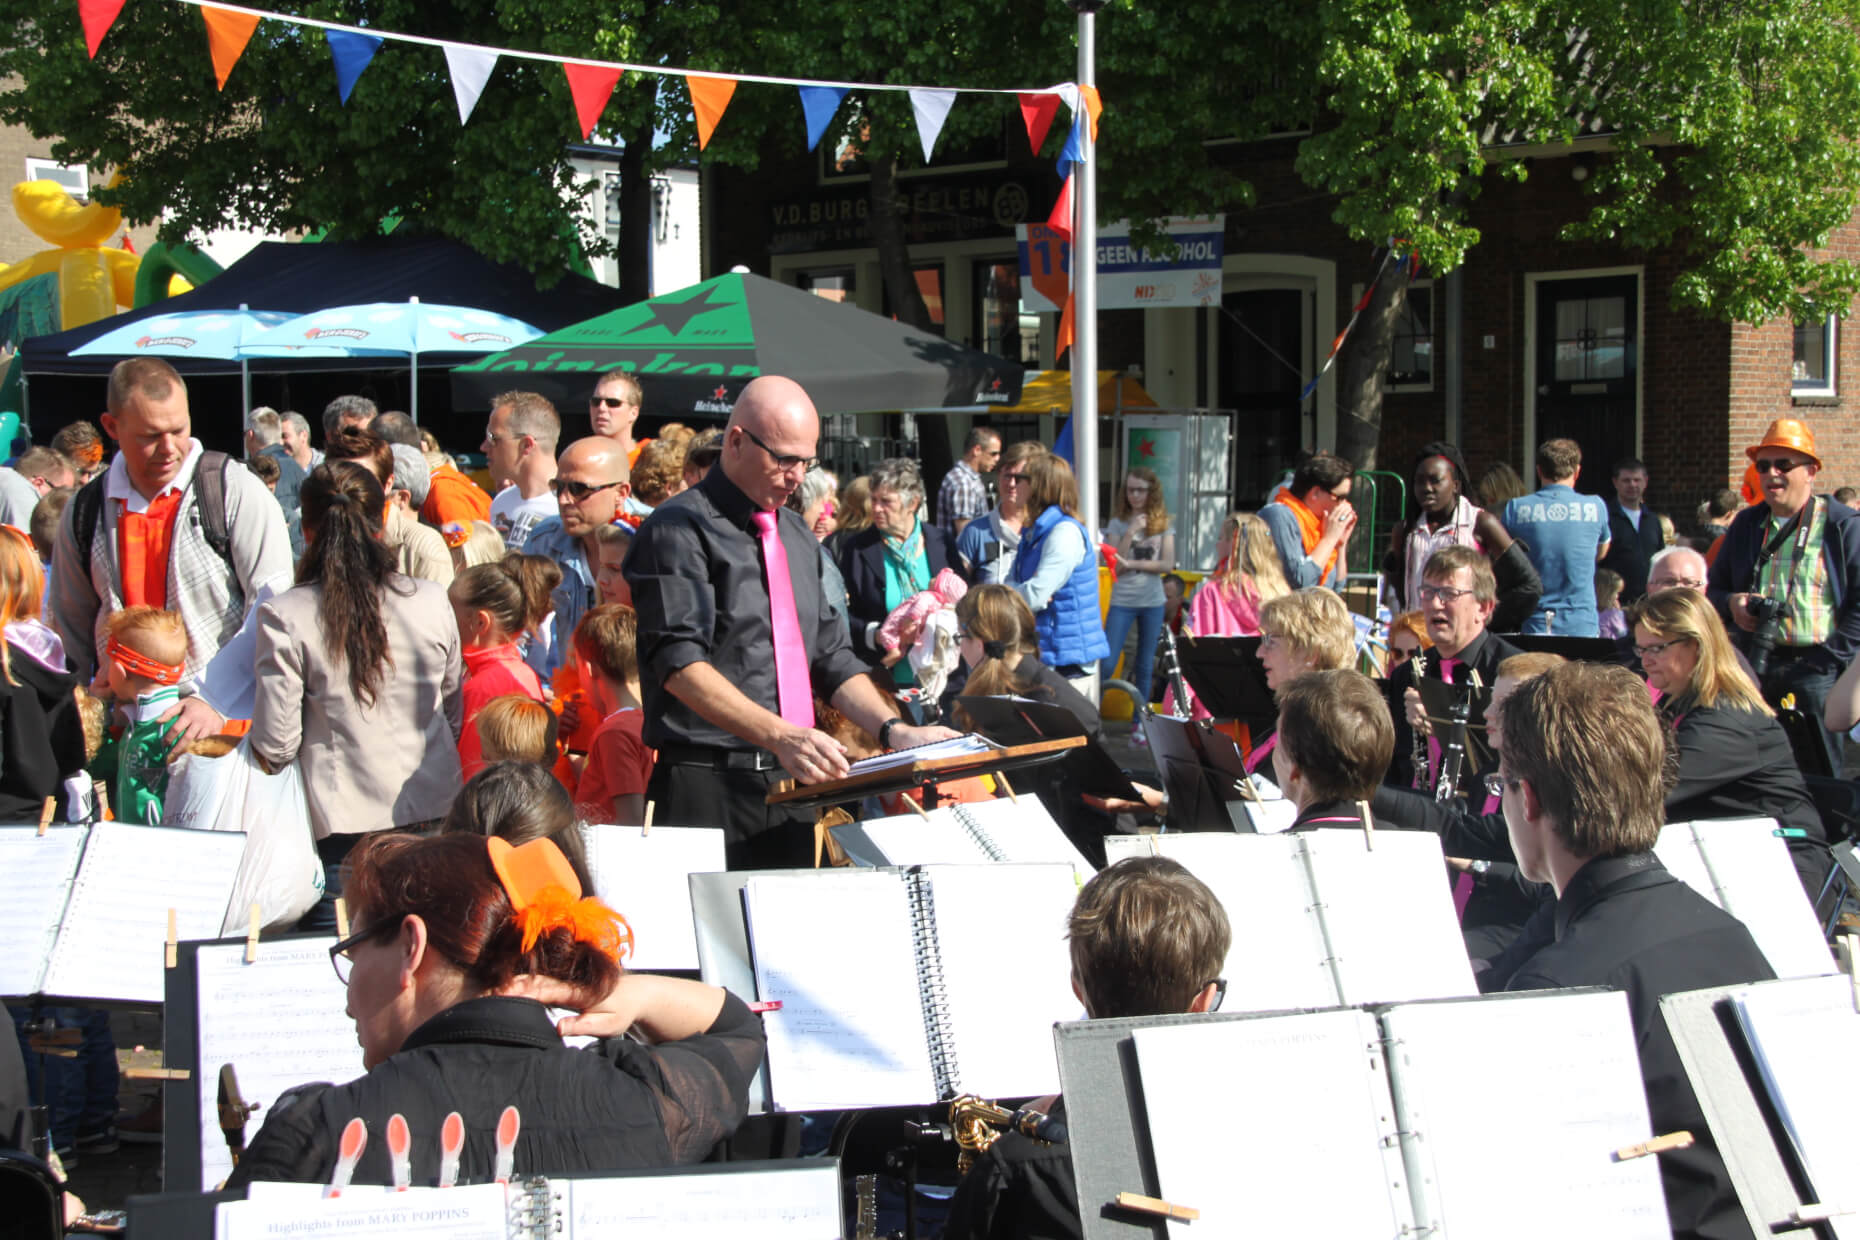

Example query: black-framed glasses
[1000,472,1029,486]
[1634,637,1688,659]
[1203,978,1228,1012]
[1753,457,1809,475]
[1417,584,1475,603]
[329,920,396,985]
[590,395,634,409]
[549,477,622,501]
[740,426,818,474]
[1483,773,1520,799]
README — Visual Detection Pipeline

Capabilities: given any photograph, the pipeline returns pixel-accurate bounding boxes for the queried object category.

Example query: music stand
[1171,636,1276,731]
[763,736,1083,812]
[954,697,1144,802]
[1141,715,1255,831]
[1415,675,1496,776]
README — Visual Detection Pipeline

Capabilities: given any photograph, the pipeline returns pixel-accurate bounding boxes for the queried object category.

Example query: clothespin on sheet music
[1237,772,1261,803]
[244,903,262,964]
[334,897,350,941]
[165,908,178,969]
[1790,1203,1855,1226]
[995,772,1018,804]
[1612,1131,1693,1161]
[123,1065,190,1081]
[1112,1192,1200,1222]
[1356,800,1376,851]
[1837,933,1860,1014]
[904,792,930,819]
[642,800,655,838]
[37,795,54,836]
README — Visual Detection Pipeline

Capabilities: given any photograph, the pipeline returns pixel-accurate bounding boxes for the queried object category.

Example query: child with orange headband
[97,606,188,824]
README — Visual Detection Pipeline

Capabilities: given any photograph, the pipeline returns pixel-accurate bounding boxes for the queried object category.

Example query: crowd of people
[1,358,1850,1240]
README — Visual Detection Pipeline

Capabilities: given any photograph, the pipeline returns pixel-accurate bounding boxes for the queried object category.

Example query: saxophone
[1409,647,1431,791]
[950,1095,1068,1174]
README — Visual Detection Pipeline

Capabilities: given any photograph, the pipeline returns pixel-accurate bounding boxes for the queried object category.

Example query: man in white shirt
[484,391,561,552]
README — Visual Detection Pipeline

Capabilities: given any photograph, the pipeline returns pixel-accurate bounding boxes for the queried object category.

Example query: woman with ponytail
[224,832,762,1188]
[251,461,463,931]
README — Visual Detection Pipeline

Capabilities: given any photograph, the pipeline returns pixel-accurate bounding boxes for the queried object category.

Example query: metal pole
[1072,0,1102,704]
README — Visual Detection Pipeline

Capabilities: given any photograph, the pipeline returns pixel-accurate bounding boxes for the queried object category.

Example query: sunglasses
[1753,458,1809,475]
[590,396,633,409]
[550,477,622,501]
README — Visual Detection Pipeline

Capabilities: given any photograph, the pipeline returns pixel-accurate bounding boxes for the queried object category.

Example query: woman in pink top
[1168,513,1290,718]
[449,560,551,777]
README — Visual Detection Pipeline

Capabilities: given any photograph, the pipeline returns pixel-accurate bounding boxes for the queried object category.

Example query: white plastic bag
[165,740,323,932]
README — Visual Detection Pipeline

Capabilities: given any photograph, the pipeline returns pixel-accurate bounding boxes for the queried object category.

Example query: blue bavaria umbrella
[71,306,295,411]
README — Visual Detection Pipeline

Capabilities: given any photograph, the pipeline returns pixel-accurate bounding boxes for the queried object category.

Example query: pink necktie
[752,510,815,728]
[1426,656,1461,778]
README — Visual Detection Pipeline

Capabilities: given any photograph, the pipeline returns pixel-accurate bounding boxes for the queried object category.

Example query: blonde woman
[1633,587,1832,904]
[1246,588,1358,781]
[1102,467,1176,705]
[1186,512,1291,638]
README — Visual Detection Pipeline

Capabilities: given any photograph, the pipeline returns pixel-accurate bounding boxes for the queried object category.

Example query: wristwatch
[1468,859,1492,878]
[878,717,905,750]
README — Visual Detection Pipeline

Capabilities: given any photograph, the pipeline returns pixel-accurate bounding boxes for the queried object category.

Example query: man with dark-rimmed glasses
[1708,417,1860,770]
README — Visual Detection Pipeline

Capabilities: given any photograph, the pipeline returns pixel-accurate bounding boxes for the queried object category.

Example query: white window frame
[1793,313,1838,397]
[24,158,87,200]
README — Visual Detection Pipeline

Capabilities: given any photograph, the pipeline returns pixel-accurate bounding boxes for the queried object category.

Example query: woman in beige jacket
[251,460,463,933]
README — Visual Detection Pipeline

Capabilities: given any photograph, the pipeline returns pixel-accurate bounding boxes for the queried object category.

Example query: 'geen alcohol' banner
[1017,216,1224,313]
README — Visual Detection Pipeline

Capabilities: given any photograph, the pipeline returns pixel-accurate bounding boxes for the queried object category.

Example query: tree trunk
[1333,258,1415,473]
[868,151,932,331]
[615,103,657,307]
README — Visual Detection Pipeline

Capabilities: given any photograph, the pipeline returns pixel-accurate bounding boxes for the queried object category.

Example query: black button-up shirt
[624,466,868,750]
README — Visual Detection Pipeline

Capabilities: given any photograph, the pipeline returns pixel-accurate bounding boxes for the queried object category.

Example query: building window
[1552,294,1628,381]
[1389,282,1433,390]
[25,158,86,199]
[882,264,945,335]
[796,268,856,303]
[1794,314,1837,396]
[973,259,1041,367]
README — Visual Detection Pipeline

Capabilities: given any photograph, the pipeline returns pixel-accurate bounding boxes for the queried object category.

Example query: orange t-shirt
[117,491,185,610]
[575,708,655,823]
[421,463,493,528]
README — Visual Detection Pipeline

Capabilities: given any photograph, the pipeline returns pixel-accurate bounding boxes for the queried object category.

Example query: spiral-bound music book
[828,796,1094,880]
[0,821,245,1003]
[1654,819,1834,979]
[1104,830,1478,1012]
[739,864,1083,1111]
[578,823,725,971]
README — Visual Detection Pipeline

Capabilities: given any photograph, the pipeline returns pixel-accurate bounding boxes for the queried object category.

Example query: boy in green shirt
[95,606,188,825]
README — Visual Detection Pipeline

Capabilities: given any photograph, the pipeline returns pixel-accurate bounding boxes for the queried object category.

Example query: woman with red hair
[225,832,764,1188]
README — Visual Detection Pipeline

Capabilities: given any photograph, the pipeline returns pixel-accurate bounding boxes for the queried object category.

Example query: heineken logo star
[623,285,736,338]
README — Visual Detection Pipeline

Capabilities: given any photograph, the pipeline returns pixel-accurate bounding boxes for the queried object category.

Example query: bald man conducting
[523,435,633,677]
[625,376,958,867]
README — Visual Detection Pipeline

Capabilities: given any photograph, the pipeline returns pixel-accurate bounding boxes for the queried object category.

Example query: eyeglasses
[590,395,634,409]
[1000,473,1029,487]
[1650,577,1705,591]
[1202,978,1228,1012]
[1634,637,1688,659]
[1417,584,1475,603]
[329,920,395,985]
[549,477,622,501]
[1754,457,1810,475]
[1483,773,1520,799]
[740,426,818,474]
[1389,645,1419,663]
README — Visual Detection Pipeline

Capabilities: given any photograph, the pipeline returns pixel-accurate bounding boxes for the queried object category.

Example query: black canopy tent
[17,237,627,446]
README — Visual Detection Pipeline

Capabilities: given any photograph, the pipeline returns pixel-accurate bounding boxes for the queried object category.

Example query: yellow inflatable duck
[0,173,143,330]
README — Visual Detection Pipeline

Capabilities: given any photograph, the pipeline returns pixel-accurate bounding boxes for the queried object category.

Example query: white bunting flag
[444,44,499,126]
[909,88,958,165]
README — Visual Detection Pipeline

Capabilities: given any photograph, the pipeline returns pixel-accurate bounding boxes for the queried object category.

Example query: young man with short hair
[1258,451,1357,588]
[937,426,1001,538]
[1501,438,1612,635]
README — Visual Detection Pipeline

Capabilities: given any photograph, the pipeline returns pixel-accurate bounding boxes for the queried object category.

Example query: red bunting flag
[78,0,126,58]
[688,75,736,150]
[1046,172,1074,242]
[201,6,261,90]
[563,63,623,140]
[1018,92,1061,154]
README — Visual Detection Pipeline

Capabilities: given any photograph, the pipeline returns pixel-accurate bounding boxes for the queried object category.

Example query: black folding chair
[0,1148,63,1240]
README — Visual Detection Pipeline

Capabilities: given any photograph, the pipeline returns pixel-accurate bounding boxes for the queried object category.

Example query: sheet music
[1730,975,1860,1239]
[743,871,937,1109]
[1241,799,1298,834]
[1107,834,1337,1011]
[1382,992,1670,1238]
[951,797,1094,875]
[1300,829,1479,1006]
[1134,1010,1412,1237]
[193,938,362,1190]
[563,1164,842,1238]
[1688,819,1834,979]
[0,825,87,997]
[925,864,1083,1099]
[579,824,725,971]
[837,809,995,867]
[1653,826,1719,905]
[41,822,245,1003]
[216,1182,509,1239]
[844,733,995,775]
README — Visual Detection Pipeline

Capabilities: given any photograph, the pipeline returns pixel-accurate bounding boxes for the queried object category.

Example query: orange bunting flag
[1018,92,1061,154]
[1080,84,1103,142]
[78,0,127,58]
[1055,292,1076,363]
[564,63,623,140]
[201,6,261,90]
[688,75,737,150]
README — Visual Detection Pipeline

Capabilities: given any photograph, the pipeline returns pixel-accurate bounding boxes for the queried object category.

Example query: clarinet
[1434,675,1475,803]
[1409,648,1431,791]
[1159,623,1192,716]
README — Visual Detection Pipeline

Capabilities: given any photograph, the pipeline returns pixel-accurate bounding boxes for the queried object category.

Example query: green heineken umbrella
[450,271,1025,416]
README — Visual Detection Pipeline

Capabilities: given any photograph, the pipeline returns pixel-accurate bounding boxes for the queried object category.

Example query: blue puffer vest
[1014,507,1111,668]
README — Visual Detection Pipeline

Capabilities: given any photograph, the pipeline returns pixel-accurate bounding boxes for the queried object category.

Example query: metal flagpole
[1071,0,1103,703]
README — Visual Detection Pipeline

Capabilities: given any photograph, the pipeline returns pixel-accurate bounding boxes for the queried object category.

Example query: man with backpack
[50,358,293,743]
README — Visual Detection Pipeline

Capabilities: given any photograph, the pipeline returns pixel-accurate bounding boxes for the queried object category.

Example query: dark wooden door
[1220,288,1306,503]
[1534,276,1638,495]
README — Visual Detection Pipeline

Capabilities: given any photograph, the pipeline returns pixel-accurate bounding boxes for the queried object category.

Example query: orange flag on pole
[201,6,261,90]
[1080,84,1103,142]
[688,75,736,150]
[563,63,623,140]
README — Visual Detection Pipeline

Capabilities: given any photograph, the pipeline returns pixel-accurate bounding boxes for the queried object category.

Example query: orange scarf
[1272,490,1340,581]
